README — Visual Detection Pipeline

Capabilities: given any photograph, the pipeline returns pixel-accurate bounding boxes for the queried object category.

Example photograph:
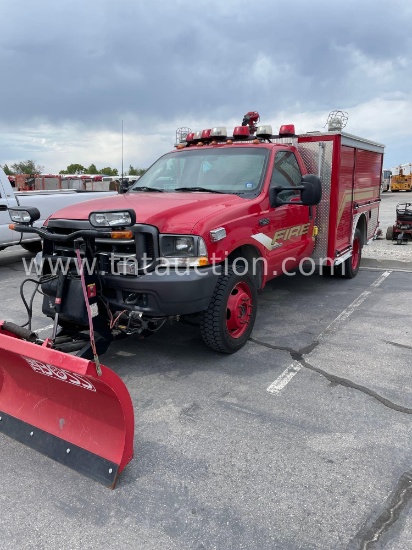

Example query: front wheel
[200,267,257,353]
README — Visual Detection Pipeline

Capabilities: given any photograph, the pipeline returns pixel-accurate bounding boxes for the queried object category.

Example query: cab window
[270,151,302,201]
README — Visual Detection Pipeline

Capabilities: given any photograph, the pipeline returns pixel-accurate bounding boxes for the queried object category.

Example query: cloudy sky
[1,0,411,174]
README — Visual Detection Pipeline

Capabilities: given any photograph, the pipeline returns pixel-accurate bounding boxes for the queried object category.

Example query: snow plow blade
[0,322,134,488]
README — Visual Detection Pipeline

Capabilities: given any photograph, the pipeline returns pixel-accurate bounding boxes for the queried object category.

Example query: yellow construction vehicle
[391,164,412,192]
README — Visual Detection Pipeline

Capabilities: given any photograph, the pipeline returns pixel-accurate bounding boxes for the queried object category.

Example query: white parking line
[267,362,302,395]
[266,271,392,396]
[318,270,391,339]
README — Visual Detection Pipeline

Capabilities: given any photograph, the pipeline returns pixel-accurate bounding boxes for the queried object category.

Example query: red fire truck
[0,112,384,485]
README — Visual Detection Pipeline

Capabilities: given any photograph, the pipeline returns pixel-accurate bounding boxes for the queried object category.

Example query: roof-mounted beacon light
[233,126,250,140]
[325,110,348,132]
[256,125,273,139]
[201,129,212,140]
[241,111,260,134]
[175,127,191,145]
[210,127,227,140]
[185,132,195,143]
[192,131,203,143]
[279,124,296,137]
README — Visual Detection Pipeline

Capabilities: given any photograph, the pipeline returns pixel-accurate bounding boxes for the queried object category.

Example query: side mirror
[300,175,322,206]
[118,179,130,194]
[269,187,279,208]
[269,174,322,208]
[9,206,41,225]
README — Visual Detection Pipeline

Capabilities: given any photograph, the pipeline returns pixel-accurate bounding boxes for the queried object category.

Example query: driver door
[265,150,314,276]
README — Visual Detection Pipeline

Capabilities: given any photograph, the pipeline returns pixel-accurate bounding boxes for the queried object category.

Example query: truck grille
[46,220,159,274]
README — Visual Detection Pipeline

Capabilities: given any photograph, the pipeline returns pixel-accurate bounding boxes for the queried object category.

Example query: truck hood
[49,192,244,233]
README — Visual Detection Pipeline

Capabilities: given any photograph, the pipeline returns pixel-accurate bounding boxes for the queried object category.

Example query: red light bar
[201,129,211,139]
[233,126,250,140]
[186,132,195,142]
[279,124,296,137]
[192,131,203,143]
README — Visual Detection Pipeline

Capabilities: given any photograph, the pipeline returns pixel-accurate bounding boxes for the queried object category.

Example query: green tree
[88,163,98,174]
[100,167,118,176]
[2,164,13,175]
[128,165,147,176]
[63,163,85,174]
[11,160,43,174]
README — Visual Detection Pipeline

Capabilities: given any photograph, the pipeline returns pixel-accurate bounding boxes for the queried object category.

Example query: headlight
[9,207,40,224]
[175,237,195,254]
[89,210,136,228]
[159,235,209,267]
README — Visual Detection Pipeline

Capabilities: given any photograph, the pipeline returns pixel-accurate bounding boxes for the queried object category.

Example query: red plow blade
[0,323,134,488]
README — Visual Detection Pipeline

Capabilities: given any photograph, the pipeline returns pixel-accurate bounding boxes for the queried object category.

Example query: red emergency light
[233,126,250,140]
[201,129,212,139]
[186,132,195,143]
[279,124,296,137]
[190,131,203,143]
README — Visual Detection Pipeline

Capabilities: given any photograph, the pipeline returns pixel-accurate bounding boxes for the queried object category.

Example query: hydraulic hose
[3,321,37,342]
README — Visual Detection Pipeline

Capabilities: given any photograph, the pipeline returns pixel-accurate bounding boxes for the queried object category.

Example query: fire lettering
[271,223,310,245]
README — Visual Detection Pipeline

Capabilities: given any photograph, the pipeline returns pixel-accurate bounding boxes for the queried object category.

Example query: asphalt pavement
[0,193,411,550]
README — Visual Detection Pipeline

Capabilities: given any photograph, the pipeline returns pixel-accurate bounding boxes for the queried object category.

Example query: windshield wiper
[174,187,226,194]
[131,186,164,192]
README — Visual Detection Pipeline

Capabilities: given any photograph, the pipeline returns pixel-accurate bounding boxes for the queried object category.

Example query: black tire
[386,226,394,240]
[21,241,42,253]
[320,265,334,277]
[338,228,362,279]
[200,267,257,353]
[391,189,399,192]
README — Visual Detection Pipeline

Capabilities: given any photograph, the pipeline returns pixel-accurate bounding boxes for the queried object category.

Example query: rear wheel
[200,267,257,353]
[386,226,394,240]
[339,228,362,279]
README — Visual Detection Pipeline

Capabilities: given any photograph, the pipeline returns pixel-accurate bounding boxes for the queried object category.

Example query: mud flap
[0,322,134,488]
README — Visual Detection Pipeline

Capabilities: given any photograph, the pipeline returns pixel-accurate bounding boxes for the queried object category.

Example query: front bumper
[101,265,222,316]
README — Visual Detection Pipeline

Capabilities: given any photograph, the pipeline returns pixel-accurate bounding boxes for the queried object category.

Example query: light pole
[121,120,124,181]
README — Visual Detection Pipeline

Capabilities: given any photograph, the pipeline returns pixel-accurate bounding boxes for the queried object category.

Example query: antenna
[121,120,124,180]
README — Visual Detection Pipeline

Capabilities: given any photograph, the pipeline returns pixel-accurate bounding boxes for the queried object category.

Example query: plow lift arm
[0,207,134,488]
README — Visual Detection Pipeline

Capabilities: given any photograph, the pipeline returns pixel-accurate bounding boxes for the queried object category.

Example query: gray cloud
[1,1,411,124]
[1,0,412,170]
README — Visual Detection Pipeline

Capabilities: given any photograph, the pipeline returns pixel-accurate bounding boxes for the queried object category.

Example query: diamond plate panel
[297,141,334,260]
[368,206,379,239]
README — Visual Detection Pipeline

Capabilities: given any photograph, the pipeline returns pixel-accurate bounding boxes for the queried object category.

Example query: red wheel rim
[226,282,253,339]
[352,237,360,270]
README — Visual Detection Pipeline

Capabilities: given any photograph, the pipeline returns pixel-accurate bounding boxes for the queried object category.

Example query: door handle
[259,218,269,226]
[0,205,8,211]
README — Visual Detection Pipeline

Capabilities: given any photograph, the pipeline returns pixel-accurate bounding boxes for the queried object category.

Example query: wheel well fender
[354,214,367,245]
[227,245,264,289]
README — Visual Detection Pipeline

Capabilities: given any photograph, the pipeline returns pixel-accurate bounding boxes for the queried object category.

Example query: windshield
[129,147,269,196]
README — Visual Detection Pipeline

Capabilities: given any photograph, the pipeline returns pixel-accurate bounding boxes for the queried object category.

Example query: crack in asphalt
[385,340,412,351]
[251,338,412,415]
[299,357,412,415]
[347,472,412,549]
[250,338,319,358]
